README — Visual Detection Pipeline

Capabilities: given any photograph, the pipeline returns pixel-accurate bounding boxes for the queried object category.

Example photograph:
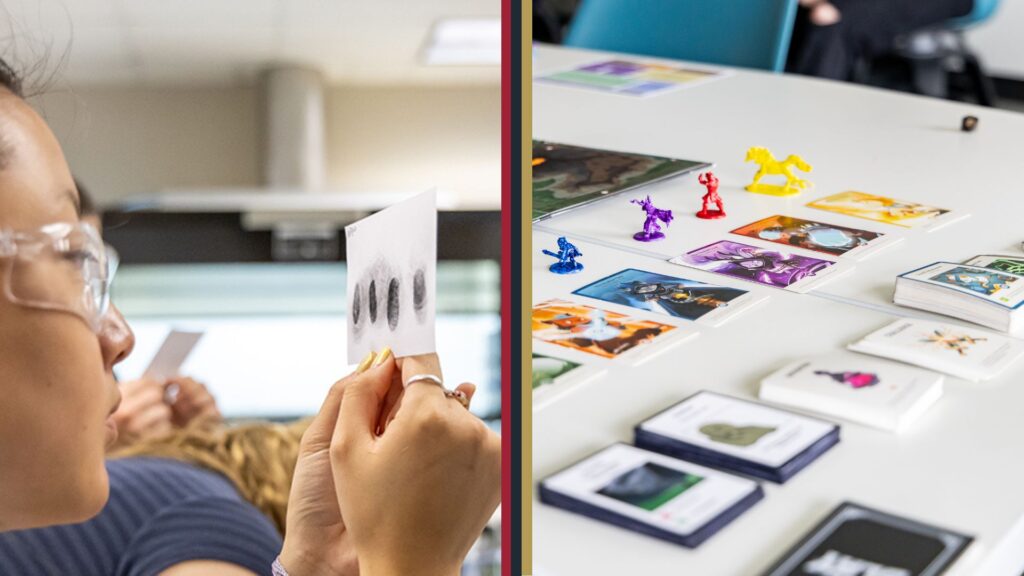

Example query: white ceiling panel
[0,0,500,87]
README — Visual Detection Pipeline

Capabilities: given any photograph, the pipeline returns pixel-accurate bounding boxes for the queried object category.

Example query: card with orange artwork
[532,299,677,359]
[806,191,962,229]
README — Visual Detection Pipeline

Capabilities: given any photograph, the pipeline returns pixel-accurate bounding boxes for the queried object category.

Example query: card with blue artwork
[572,268,765,326]
[898,262,1024,308]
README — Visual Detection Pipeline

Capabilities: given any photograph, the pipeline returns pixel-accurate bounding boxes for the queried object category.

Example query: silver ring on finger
[444,389,471,409]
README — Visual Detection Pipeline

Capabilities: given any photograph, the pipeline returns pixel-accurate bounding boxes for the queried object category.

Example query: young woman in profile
[0,59,500,576]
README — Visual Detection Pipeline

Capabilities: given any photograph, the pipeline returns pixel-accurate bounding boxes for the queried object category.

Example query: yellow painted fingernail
[372,346,392,367]
[357,351,376,374]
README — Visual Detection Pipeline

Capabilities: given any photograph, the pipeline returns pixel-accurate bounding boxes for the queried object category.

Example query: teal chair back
[564,0,799,72]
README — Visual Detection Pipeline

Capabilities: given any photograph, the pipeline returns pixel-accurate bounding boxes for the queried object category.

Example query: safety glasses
[0,222,118,333]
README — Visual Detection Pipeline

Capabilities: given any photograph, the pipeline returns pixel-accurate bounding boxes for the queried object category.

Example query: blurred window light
[423,18,501,66]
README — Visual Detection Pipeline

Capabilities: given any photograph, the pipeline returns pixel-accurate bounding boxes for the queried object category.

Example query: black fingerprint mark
[387,277,400,330]
[413,269,426,312]
[368,280,378,323]
[352,286,362,326]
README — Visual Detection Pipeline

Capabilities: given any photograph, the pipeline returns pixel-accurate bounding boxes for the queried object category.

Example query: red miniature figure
[696,172,726,219]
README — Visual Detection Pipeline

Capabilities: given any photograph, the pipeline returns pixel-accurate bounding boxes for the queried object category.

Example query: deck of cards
[762,502,972,575]
[539,444,764,548]
[634,391,840,483]
[848,318,1024,383]
[760,353,944,433]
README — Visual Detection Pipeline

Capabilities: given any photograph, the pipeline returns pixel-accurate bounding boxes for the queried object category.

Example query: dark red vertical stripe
[500,0,513,573]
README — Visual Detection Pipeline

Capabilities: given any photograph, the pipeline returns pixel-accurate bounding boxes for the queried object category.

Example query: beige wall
[31,87,263,203]
[325,86,501,208]
[30,83,501,209]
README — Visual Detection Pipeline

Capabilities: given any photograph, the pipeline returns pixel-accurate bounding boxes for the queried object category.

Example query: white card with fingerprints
[345,190,437,363]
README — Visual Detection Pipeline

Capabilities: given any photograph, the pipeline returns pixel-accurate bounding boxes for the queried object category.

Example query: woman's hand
[278,355,372,576]
[110,375,223,450]
[331,353,501,576]
[109,377,173,449]
[166,376,221,428]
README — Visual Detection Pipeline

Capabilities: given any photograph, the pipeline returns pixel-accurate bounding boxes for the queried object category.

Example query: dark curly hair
[0,56,22,97]
[0,57,21,169]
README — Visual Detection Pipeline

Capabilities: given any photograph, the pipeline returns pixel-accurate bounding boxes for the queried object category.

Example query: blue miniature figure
[631,196,673,242]
[542,236,583,274]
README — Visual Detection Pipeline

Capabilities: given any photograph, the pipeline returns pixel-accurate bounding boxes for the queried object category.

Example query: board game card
[762,502,972,576]
[539,444,764,548]
[635,391,839,483]
[532,353,606,409]
[848,318,1024,383]
[759,352,944,432]
[806,191,964,230]
[572,268,765,326]
[532,141,707,221]
[532,299,687,360]
[962,254,1024,275]
[730,214,899,259]
[669,240,844,293]
[536,59,725,98]
[533,353,583,390]
[898,262,1024,309]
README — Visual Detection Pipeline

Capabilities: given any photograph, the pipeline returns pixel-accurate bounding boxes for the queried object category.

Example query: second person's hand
[109,377,173,449]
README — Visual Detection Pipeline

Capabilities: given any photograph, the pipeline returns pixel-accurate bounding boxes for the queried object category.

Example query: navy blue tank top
[0,457,281,575]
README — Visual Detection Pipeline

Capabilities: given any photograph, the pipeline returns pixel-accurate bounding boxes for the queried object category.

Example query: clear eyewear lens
[3,223,115,332]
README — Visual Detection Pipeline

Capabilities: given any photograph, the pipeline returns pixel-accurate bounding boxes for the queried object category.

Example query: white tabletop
[532,44,1024,576]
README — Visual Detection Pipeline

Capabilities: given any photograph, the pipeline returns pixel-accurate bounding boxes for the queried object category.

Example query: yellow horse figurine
[744,146,813,196]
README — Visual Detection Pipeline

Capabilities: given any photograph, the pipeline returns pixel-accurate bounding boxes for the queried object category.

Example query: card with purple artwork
[669,240,844,293]
[537,59,725,97]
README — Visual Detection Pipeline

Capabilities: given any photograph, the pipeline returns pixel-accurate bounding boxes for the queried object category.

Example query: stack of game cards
[760,352,944,432]
[894,261,1024,336]
[849,318,1024,383]
[539,444,763,548]
[761,502,972,575]
[634,391,839,483]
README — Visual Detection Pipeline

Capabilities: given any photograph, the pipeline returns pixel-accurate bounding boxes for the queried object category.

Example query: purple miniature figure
[631,196,673,242]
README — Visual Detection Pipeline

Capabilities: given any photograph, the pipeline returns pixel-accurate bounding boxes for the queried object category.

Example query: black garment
[0,458,281,576]
[787,0,974,80]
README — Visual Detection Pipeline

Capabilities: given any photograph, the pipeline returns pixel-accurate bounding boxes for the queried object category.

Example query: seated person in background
[0,454,285,576]
[0,419,312,575]
[787,0,973,80]
[76,179,222,450]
